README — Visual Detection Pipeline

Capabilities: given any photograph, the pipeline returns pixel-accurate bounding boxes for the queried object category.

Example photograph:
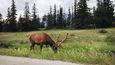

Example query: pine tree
[18,2,32,31]
[92,6,96,28]
[75,0,92,28]
[3,7,11,32]
[103,0,114,27]
[31,3,40,30]
[94,0,114,28]
[23,2,31,31]
[63,9,67,27]
[18,14,25,31]
[67,8,72,27]
[56,10,60,28]
[7,8,11,20]
[53,5,57,27]
[24,2,30,21]
[37,17,40,28]
[72,6,74,18]
[47,6,53,28]
[0,13,3,32]
[71,0,77,28]
[3,0,17,32]
[70,6,74,27]
[74,0,77,17]
[94,0,103,28]
[57,7,64,28]
[9,0,17,31]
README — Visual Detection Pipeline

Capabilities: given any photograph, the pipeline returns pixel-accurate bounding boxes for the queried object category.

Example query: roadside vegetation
[0,28,115,65]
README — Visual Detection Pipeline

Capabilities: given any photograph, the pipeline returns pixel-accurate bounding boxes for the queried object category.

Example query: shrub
[70,34,75,37]
[0,42,12,48]
[99,29,108,34]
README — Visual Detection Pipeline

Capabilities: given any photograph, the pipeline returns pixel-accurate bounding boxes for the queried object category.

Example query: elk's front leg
[40,44,43,52]
[30,43,35,50]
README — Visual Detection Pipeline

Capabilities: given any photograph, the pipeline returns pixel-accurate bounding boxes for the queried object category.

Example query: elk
[29,33,68,53]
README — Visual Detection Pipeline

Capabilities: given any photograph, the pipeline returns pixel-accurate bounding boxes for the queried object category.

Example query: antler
[56,33,61,42]
[60,33,69,43]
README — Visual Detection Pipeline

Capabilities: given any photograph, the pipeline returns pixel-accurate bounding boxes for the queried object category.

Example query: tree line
[0,0,115,32]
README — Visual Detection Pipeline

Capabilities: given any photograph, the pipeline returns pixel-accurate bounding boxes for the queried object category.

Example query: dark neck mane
[45,33,55,47]
[48,38,55,47]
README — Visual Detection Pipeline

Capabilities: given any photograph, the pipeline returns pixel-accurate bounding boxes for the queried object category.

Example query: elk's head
[52,33,69,53]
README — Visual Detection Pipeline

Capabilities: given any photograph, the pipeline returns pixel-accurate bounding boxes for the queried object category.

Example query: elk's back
[29,33,53,44]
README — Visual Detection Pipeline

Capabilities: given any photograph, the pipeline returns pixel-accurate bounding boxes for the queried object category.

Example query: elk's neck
[45,34,55,48]
[46,37,55,47]
[48,39,55,47]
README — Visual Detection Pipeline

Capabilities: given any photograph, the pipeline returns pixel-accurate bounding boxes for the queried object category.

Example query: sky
[0,0,115,18]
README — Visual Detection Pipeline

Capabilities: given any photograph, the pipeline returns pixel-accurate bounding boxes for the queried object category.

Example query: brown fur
[29,33,68,53]
[29,33,57,53]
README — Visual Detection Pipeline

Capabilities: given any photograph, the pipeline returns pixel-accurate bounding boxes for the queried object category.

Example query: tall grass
[0,28,115,65]
[106,31,115,45]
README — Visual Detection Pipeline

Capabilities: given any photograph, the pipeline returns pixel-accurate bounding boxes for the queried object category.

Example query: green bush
[0,42,12,48]
[99,29,108,34]
[70,34,75,37]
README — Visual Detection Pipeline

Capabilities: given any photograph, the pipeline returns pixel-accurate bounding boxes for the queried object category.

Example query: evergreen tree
[9,0,17,31]
[70,6,74,27]
[74,0,77,17]
[63,9,67,27]
[3,8,11,32]
[7,8,11,20]
[31,3,40,30]
[53,5,57,27]
[24,2,30,20]
[94,0,114,28]
[75,0,92,28]
[37,16,40,28]
[71,0,77,28]
[94,0,102,28]
[56,7,65,28]
[18,2,32,31]
[3,0,17,32]
[92,6,96,28]
[23,2,31,31]
[47,6,53,28]
[67,8,72,27]
[105,0,113,27]
[72,6,74,19]
[56,10,60,27]
[0,13,3,32]
[18,14,25,31]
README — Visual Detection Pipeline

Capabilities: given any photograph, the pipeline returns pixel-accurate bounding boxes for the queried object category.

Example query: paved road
[0,55,82,65]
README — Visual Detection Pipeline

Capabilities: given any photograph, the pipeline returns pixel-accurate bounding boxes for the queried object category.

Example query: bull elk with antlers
[29,33,68,53]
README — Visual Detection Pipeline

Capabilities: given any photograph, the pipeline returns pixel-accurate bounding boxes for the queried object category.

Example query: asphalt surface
[0,55,83,65]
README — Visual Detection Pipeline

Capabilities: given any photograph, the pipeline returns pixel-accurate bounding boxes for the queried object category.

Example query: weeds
[106,32,115,45]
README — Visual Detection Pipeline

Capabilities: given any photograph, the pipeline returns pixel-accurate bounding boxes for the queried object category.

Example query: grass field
[0,28,115,65]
